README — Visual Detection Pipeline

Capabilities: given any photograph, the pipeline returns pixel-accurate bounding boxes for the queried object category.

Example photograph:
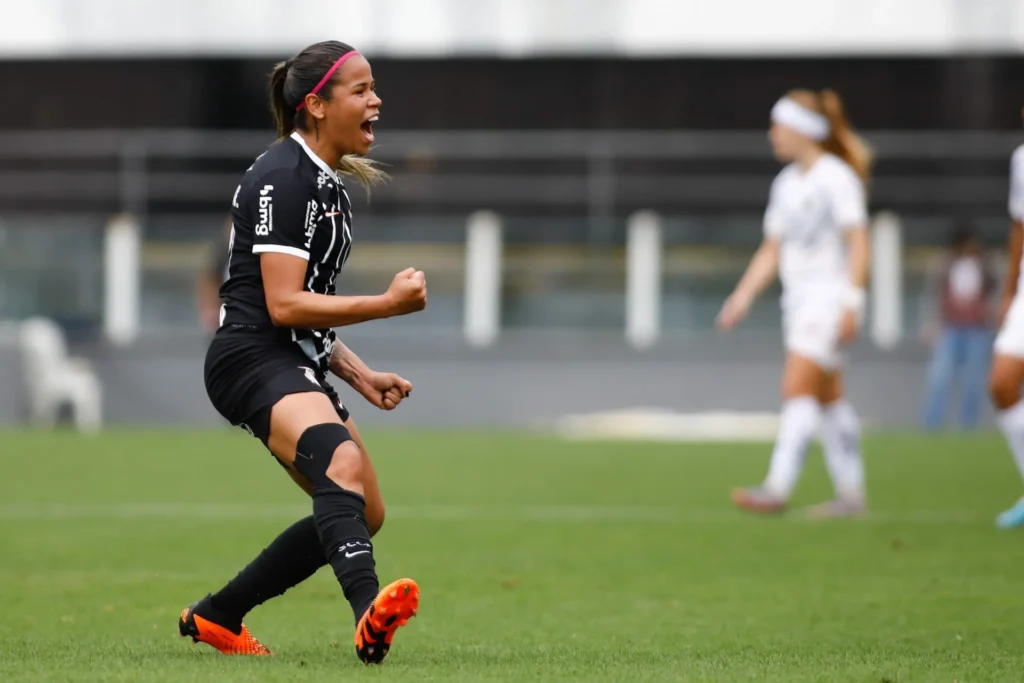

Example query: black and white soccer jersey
[219,131,354,372]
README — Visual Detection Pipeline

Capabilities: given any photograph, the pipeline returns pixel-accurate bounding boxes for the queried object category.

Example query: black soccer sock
[312,485,380,623]
[207,515,326,632]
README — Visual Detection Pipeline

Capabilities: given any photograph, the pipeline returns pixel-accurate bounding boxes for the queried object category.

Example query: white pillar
[625,210,662,350]
[463,211,503,348]
[870,211,903,350]
[103,214,141,347]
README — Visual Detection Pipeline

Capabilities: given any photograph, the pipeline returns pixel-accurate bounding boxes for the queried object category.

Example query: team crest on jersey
[301,366,319,387]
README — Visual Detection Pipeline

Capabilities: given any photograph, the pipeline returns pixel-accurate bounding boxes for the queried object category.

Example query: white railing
[870,211,905,350]
[463,211,503,348]
[37,128,922,350]
[455,209,906,350]
[95,206,909,351]
[625,211,663,350]
[103,214,142,347]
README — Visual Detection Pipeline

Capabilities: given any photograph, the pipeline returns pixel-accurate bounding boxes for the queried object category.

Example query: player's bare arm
[262,255,426,329]
[329,340,412,410]
[717,237,780,330]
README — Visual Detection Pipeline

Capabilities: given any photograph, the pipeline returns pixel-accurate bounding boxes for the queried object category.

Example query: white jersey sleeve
[763,172,787,239]
[1010,145,1024,221]
[824,161,867,229]
[247,168,318,261]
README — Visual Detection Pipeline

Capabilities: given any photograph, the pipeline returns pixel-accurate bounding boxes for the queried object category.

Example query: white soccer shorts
[783,303,844,370]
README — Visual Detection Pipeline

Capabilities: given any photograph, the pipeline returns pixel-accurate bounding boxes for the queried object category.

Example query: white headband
[771,97,830,141]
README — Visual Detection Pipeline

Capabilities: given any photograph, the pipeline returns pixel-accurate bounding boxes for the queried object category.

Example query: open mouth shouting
[361,114,378,144]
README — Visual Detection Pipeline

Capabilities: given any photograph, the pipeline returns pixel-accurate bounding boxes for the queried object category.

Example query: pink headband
[295,50,360,112]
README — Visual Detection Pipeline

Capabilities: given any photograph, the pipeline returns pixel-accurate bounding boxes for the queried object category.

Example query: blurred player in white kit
[988,108,1024,529]
[717,89,872,517]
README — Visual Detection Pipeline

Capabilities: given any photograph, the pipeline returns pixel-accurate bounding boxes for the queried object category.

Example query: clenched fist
[385,268,427,316]
[353,371,414,410]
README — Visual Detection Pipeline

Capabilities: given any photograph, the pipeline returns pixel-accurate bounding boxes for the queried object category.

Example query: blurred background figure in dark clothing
[920,225,998,430]
[195,218,232,336]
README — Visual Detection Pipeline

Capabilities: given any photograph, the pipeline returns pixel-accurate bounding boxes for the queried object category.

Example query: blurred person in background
[195,217,233,334]
[717,89,872,518]
[988,111,1024,528]
[919,224,996,431]
[178,40,425,661]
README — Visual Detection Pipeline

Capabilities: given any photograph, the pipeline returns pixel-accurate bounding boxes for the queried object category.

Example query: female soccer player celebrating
[178,40,424,662]
[717,90,872,518]
[988,109,1024,528]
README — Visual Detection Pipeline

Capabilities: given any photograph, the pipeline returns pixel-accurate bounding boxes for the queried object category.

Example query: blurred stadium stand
[1,0,1022,428]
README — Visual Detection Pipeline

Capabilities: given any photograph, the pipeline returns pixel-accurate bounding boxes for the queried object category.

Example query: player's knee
[781,377,812,401]
[325,441,364,489]
[293,423,356,490]
[818,386,840,405]
[990,368,1020,410]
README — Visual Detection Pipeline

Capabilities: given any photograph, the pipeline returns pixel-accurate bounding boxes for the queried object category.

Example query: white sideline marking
[554,408,782,442]
[0,503,988,524]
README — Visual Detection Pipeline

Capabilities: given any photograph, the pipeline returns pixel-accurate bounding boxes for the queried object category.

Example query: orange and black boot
[178,594,271,656]
[354,578,419,664]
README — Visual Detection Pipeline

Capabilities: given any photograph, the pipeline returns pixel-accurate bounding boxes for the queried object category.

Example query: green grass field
[1,428,1023,682]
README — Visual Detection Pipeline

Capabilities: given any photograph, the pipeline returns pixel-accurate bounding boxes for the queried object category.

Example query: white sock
[820,399,866,502]
[998,401,1024,484]
[764,396,822,500]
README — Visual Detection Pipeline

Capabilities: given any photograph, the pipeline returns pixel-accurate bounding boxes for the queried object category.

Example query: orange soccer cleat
[354,578,420,664]
[731,486,787,515]
[178,595,271,656]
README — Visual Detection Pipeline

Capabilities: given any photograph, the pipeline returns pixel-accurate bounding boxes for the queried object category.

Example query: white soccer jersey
[994,144,1024,359]
[763,154,868,309]
[1011,144,1024,223]
[1009,145,1024,296]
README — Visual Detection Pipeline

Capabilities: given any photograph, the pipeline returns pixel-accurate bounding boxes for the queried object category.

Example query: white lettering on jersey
[231,185,241,208]
[256,185,274,236]
[304,198,318,248]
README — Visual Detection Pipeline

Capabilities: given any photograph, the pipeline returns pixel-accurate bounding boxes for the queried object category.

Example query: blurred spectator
[920,225,998,430]
[195,218,232,335]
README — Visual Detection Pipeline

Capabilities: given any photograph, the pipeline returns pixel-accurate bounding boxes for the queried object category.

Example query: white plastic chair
[18,317,103,433]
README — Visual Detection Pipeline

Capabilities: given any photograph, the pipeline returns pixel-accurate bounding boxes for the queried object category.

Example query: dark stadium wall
[0,57,1021,130]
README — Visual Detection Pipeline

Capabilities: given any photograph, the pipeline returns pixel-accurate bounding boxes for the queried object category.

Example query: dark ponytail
[269,58,295,139]
[267,41,386,190]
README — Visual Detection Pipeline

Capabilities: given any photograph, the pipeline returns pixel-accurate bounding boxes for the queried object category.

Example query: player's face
[769,121,811,163]
[326,55,382,157]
